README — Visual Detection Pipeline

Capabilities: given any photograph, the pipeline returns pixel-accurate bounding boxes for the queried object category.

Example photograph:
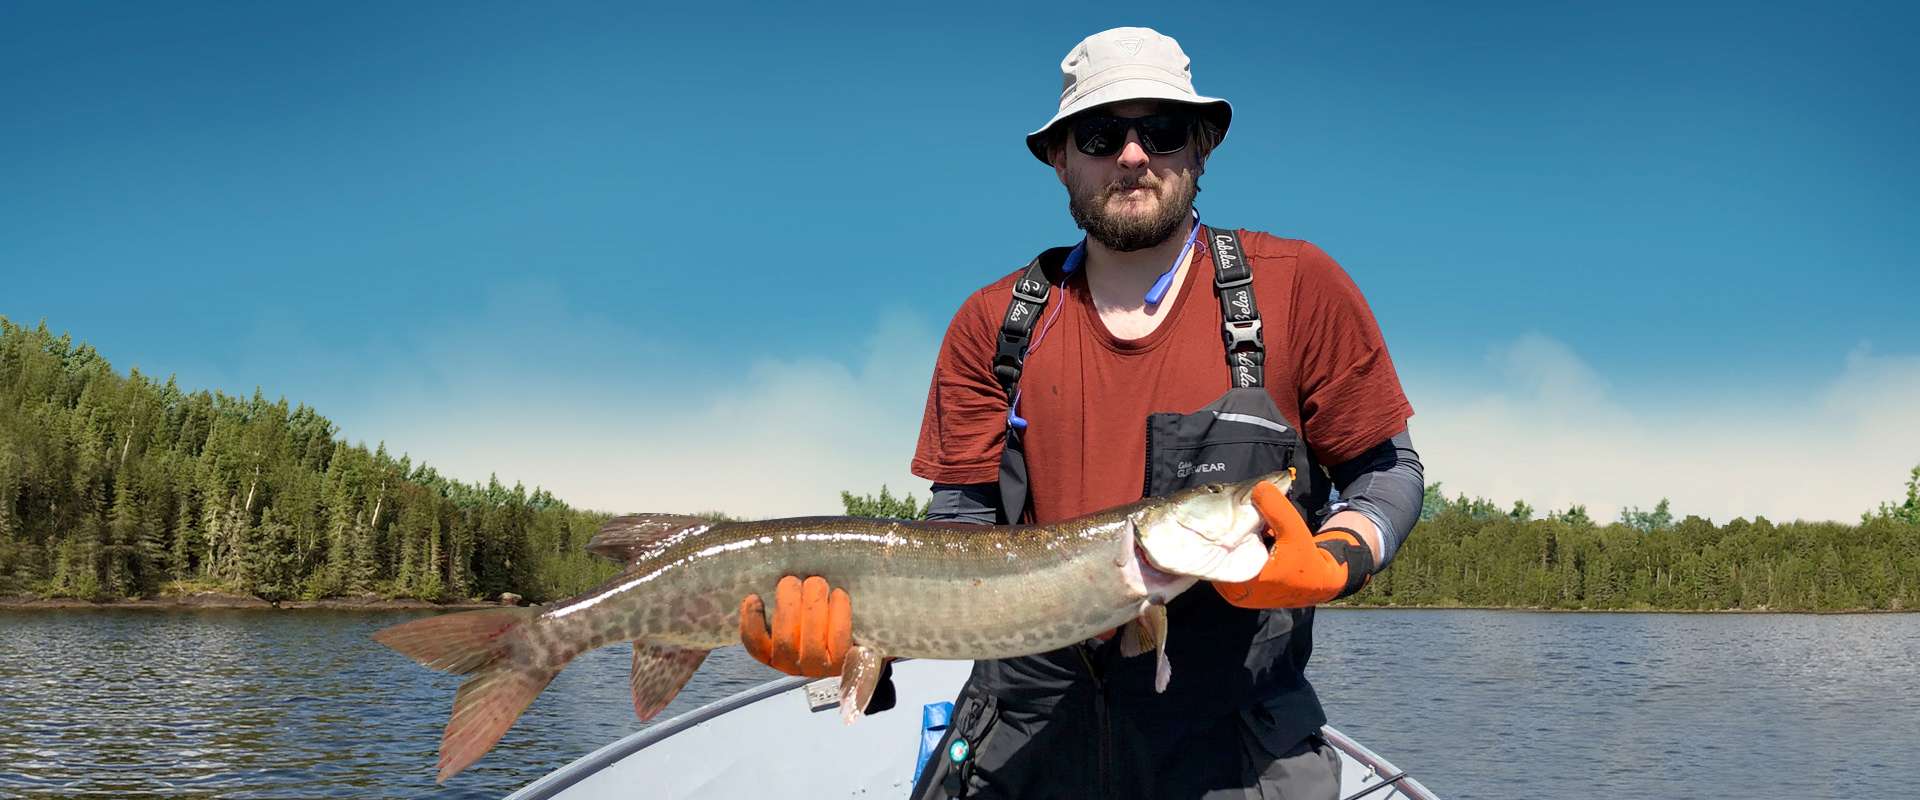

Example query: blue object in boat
[912,701,954,788]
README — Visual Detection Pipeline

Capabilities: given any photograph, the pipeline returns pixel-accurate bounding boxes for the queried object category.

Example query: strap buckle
[1011,276,1050,305]
[991,359,1024,392]
[1213,272,1253,290]
[1223,318,1263,351]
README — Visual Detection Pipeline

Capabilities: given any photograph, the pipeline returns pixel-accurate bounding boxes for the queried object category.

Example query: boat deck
[508,659,1437,799]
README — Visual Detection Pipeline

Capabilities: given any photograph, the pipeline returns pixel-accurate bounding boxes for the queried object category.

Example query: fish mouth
[1139,518,1268,583]
[1133,474,1287,583]
[1121,524,1197,604]
[1133,544,1189,603]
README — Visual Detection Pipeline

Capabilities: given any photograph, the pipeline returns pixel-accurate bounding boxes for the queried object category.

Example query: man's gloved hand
[739,575,852,677]
[1214,481,1375,609]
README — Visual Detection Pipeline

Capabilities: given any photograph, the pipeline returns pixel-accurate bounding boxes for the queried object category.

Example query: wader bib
[913,229,1339,800]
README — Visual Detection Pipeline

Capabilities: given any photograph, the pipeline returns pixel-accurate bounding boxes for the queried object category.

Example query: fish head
[1132,470,1293,583]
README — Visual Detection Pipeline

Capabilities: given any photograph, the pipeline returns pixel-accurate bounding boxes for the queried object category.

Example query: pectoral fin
[1118,605,1166,657]
[1118,606,1172,693]
[836,645,886,724]
[630,642,709,721]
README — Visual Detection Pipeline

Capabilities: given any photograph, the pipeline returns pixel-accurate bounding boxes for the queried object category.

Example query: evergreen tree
[1865,466,1920,525]
[104,475,139,595]
[1621,498,1675,533]
[169,493,197,580]
[249,506,301,601]
[418,508,445,600]
[840,485,924,519]
[1548,504,1594,527]
[1419,481,1448,521]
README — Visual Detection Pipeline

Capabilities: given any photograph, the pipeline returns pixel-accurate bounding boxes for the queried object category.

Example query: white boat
[507,659,1440,799]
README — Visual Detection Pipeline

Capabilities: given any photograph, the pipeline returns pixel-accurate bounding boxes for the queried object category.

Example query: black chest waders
[912,229,1335,800]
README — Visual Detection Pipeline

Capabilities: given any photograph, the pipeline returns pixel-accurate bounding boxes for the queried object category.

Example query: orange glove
[1214,482,1375,609]
[740,575,852,677]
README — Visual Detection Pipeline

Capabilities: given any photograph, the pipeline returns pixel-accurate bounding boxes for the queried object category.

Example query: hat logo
[1115,37,1143,56]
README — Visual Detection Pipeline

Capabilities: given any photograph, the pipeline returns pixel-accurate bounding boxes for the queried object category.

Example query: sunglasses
[1069,112,1195,157]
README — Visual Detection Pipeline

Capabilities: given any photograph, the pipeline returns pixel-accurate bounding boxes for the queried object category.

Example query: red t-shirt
[911,229,1414,524]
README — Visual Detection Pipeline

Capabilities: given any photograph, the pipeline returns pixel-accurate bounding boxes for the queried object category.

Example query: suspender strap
[991,249,1069,401]
[1208,228,1265,388]
[993,236,1265,397]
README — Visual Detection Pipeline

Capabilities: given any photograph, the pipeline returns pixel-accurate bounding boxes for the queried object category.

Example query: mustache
[1105,175,1163,193]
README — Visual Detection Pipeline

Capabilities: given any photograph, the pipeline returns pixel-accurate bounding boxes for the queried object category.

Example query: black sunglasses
[1069,112,1195,157]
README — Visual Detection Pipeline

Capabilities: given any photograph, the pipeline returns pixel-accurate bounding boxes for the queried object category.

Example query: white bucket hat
[1026,27,1233,164]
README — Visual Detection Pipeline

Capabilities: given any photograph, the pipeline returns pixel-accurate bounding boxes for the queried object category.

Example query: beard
[1066,169,1199,252]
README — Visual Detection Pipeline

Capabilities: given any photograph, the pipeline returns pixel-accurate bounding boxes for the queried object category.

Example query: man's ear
[1049,145,1069,184]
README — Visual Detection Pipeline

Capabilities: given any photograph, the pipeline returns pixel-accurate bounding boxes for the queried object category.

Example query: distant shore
[0,592,508,611]
[2,592,1903,615]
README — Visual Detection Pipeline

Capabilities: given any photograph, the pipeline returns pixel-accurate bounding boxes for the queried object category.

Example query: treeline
[836,472,1920,612]
[0,318,620,603]
[1345,476,1920,612]
[9,315,1917,613]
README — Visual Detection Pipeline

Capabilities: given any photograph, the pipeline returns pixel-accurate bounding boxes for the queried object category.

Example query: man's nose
[1117,130,1150,168]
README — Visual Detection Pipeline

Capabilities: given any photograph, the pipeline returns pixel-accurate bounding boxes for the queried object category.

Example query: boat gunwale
[504,673,810,800]
[505,661,1438,800]
[1321,725,1443,800]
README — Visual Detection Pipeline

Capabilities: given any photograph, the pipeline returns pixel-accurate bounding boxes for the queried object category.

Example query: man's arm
[1213,430,1422,610]
[1321,429,1424,569]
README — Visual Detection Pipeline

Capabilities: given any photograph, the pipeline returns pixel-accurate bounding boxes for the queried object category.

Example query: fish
[373,470,1290,783]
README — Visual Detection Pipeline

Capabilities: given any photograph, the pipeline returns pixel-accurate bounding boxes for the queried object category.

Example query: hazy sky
[5,1,1916,521]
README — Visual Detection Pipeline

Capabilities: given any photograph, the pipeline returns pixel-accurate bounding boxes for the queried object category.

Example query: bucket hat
[1026,27,1232,164]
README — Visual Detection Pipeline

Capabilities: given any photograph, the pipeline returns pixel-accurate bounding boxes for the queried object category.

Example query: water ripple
[0,609,779,799]
[1313,610,1920,799]
[2,609,1916,798]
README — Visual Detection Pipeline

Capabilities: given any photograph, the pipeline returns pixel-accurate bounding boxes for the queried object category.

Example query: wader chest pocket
[1145,411,1298,497]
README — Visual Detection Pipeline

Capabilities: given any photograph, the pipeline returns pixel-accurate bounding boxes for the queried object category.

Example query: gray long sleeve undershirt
[925,428,1425,572]
[1324,429,1423,569]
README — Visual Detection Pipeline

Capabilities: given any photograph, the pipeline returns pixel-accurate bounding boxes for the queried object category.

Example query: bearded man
[740,28,1426,799]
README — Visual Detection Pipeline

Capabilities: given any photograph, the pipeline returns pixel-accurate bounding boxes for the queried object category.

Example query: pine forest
[2,317,1916,611]
[1350,484,1920,611]
[0,318,617,604]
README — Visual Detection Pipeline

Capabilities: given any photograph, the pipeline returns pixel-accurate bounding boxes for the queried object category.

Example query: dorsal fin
[588,514,714,562]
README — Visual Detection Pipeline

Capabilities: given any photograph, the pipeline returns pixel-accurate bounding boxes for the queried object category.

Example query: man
[739,28,1424,799]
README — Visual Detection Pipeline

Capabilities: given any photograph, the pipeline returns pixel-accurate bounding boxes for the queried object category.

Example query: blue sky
[4,1,1916,520]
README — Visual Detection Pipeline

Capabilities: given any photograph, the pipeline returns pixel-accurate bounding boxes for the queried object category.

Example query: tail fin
[373,608,557,783]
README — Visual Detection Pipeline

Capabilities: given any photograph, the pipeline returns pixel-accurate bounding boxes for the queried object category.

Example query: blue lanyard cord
[1007,215,1197,430]
[1145,215,1202,306]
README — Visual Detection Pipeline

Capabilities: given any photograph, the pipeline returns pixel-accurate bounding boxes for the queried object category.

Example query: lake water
[0,608,1913,799]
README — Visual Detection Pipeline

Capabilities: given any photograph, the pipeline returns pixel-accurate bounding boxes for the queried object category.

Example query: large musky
[4,2,1915,521]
